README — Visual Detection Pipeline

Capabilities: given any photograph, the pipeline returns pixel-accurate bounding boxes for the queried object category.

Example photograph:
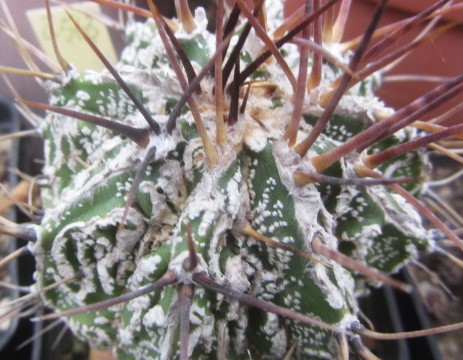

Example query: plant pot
[359,269,442,360]
[0,98,25,358]
[284,0,463,126]
[0,103,90,359]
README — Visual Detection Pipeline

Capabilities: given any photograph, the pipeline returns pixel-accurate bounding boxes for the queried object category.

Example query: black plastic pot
[0,97,22,356]
[359,269,442,360]
[0,99,85,360]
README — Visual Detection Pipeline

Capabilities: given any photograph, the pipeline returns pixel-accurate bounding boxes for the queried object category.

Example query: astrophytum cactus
[2,0,463,359]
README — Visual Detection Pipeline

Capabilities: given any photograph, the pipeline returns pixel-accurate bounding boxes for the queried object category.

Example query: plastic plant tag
[26,1,117,72]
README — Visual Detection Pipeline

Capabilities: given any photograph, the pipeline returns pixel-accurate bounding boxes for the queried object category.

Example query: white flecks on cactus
[24,0,437,359]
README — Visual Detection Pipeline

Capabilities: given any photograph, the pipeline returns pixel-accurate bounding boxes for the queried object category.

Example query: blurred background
[1,0,462,124]
[0,1,462,359]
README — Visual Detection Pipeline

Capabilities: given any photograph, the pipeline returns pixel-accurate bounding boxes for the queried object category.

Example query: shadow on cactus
[1,0,463,359]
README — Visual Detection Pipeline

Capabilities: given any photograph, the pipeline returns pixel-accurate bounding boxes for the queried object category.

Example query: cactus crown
[2,0,463,359]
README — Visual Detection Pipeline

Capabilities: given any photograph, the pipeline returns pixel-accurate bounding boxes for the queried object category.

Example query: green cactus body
[29,1,433,359]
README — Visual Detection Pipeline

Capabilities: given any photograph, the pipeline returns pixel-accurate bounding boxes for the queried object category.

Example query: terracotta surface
[285,0,463,125]
[3,1,462,126]
[371,0,463,24]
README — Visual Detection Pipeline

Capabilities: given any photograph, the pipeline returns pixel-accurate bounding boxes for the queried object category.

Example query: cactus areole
[32,1,432,359]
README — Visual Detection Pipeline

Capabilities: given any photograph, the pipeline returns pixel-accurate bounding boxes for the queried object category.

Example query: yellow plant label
[27,2,117,72]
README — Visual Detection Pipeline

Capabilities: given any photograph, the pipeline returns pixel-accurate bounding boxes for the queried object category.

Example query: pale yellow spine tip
[175,0,196,33]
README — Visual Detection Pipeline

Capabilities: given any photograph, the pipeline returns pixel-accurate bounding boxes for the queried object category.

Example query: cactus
[2,0,463,359]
